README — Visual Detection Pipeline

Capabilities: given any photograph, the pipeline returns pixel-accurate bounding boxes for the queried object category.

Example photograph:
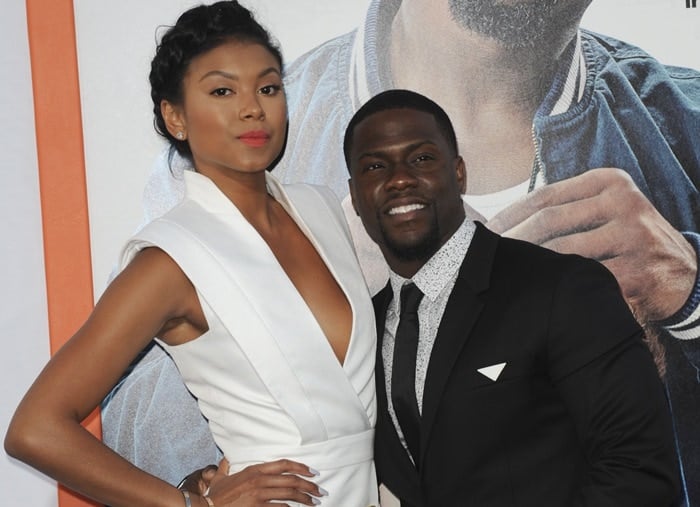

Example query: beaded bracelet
[181,491,192,507]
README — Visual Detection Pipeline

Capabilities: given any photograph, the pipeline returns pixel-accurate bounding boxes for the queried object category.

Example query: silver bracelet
[181,490,192,507]
[176,476,189,490]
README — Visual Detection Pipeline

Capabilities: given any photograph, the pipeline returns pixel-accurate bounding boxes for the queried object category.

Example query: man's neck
[384,216,469,279]
[389,1,576,194]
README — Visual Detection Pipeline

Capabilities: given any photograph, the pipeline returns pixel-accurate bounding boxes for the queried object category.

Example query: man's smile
[387,203,427,216]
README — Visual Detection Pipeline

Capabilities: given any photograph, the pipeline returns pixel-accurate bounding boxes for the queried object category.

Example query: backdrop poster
[90,0,700,503]
[2,1,699,506]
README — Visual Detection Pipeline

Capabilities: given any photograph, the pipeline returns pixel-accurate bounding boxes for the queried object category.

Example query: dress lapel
[163,172,373,441]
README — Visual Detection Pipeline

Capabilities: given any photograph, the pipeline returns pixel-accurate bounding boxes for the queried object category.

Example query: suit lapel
[419,223,499,467]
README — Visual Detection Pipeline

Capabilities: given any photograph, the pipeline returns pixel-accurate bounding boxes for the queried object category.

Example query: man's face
[448,0,593,48]
[348,108,466,270]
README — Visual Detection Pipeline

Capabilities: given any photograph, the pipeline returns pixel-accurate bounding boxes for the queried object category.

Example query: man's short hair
[343,89,459,169]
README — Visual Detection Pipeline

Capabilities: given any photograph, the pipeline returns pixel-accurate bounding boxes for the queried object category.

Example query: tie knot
[399,283,423,316]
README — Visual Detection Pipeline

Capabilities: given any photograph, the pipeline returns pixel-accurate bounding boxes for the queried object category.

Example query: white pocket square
[477,362,506,381]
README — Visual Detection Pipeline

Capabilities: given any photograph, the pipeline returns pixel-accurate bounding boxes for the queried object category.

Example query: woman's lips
[238,131,270,147]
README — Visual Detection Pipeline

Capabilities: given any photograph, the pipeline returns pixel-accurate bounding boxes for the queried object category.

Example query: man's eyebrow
[357,139,437,159]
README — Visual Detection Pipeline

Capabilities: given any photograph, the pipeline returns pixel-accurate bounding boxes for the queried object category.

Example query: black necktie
[391,282,424,468]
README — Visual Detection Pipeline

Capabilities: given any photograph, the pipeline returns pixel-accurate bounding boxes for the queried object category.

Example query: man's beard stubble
[379,210,442,264]
[448,0,592,49]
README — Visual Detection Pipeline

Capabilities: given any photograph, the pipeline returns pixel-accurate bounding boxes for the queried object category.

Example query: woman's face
[171,40,287,179]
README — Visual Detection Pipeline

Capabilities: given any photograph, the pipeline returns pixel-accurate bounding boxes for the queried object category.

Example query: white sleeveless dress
[119,171,379,506]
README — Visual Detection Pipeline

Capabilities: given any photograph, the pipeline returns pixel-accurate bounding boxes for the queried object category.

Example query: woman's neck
[198,166,278,231]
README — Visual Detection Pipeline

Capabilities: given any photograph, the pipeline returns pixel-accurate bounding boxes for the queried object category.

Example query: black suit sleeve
[679,338,700,371]
[548,258,681,506]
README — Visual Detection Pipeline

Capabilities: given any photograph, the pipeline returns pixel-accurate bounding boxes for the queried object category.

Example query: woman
[4,2,378,506]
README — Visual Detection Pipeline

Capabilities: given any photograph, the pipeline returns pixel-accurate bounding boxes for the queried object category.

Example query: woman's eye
[259,84,282,96]
[211,88,232,96]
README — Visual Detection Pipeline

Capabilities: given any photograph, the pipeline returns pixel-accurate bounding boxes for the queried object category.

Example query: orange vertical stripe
[25,1,102,506]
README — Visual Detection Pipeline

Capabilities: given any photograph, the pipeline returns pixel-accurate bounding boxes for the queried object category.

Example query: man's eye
[413,154,434,163]
[364,163,384,172]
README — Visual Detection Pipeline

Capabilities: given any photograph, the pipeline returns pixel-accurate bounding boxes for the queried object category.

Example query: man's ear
[161,100,187,140]
[455,156,467,194]
[348,178,360,216]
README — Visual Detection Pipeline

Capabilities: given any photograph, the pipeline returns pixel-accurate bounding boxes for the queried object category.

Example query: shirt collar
[546,31,586,115]
[349,0,401,110]
[388,219,476,311]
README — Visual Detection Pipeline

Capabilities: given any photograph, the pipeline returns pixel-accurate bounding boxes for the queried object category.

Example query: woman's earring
[176,131,185,140]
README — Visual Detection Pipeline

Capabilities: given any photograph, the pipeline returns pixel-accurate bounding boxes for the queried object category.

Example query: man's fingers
[542,222,622,261]
[487,185,567,235]
[488,168,625,234]
[497,196,607,246]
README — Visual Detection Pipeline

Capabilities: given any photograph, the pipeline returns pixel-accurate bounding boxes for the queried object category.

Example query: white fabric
[462,180,532,221]
[119,171,379,506]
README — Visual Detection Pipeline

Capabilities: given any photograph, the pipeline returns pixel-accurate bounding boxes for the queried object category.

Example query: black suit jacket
[373,223,680,506]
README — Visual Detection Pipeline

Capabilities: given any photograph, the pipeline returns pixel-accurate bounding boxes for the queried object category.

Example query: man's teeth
[388,203,425,215]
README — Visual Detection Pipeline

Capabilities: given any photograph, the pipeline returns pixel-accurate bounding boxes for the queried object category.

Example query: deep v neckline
[266,181,355,367]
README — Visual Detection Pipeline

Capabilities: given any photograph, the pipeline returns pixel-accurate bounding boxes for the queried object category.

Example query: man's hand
[488,168,697,322]
[182,458,324,506]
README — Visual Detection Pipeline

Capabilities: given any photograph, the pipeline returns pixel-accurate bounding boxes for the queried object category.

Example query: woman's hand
[201,458,325,506]
[179,464,219,496]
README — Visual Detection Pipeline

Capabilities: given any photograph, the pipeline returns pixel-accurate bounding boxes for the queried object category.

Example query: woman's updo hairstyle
[150,1,283,161]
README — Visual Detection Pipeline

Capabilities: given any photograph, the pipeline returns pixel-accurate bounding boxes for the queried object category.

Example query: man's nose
[385,162,417,190]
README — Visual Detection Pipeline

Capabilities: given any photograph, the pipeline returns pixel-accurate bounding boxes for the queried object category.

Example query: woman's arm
[5,247,206,506]
[5,246,323,507]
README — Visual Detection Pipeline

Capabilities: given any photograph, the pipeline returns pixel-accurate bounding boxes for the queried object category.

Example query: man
[346,88,680,506]
[103,0,700,500]
[281,15,700,499]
